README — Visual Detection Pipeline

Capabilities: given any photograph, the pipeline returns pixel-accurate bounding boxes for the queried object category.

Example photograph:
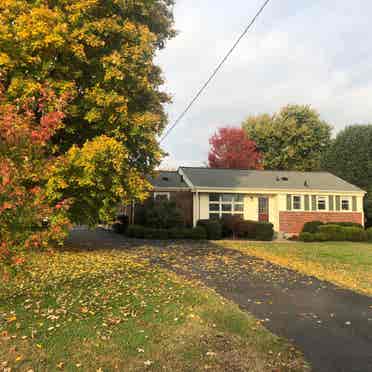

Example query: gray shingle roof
[149,170,189,188]
[179,167,364,192]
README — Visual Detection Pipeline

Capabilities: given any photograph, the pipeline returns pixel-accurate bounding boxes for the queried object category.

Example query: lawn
[222,241,372,296]
[0,250,308,372]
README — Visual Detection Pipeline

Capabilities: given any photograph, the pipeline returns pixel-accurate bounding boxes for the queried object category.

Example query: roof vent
[304,180,309,187]
[281,177,288,181]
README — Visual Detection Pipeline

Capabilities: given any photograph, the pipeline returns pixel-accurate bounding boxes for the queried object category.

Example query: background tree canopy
[208,127,262,169]
[0,0,175,224]
[243,105,332,171]
[322,124,372,226]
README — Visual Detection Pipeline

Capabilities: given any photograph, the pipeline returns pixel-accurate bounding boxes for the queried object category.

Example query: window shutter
[304,195,310,211]
[286,194,292,210]
[311,195,317,210]
[328,196,334,211]
[335,196,341,211]
[352,196,357,211]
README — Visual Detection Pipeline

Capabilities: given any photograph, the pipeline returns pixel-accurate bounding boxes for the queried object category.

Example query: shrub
[197,220,222,240]
[126,225,145,238]
[220,215,243,237]
[112,214,129,234]
[112,222,126,234]
[367,227,372,242]
[142,228,168,240]
[136,199,184,229]
[333,222,363,228]
[233,220,273,241]
[342,227,368,242]
[302,221,324,233]
[189,226,207,240]
[299,232,315,242]
[319,224,346,241]
[168,228,187,240]
[235,220,255,239]
[256,222,274,241]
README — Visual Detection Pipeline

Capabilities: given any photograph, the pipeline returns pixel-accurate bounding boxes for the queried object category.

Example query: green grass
[0,250,308,371]
[222,241,372,296]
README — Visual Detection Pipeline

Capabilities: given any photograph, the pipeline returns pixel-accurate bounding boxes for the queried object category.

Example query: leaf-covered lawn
[0,250,307,371]
[223,241,372,296]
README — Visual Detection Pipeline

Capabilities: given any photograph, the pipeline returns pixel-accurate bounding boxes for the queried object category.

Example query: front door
[258,197,269,222]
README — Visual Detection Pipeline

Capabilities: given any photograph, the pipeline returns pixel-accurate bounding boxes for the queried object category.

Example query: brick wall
[279,211,364,234]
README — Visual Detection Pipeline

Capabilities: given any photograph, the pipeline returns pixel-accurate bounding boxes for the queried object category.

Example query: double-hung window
[317,196,327,210]
[292,195,302,210]
[341,197,350,211]
[209,194,244,219]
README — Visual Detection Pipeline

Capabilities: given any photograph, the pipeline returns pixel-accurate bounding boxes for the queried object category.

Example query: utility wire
[160,0,272,144]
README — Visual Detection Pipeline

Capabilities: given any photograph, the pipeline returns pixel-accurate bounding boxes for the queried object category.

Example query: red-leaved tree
[0,88,70,276]
[208,127,263,169]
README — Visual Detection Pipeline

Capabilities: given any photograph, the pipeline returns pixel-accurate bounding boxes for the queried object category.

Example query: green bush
[197,219,222,240]
[135,200,184,229]
[299,232,315,242]
[256,222,274,241]
[342,227,368,242]
[143,228,169,240]
[168,227,187,239]
[189,226,207,240]
[233,220,274,241]
[220,215,243,237]
[302,221,324,233]
[126,225,145,238]
[301,221,363,234]
[319,224,347,241]
[367,227,372,241]
[333,222,363,228]
[301,225,367,242]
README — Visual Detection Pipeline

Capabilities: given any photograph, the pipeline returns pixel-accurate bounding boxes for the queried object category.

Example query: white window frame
[317,196,327,211]
[292,195,302,210]
[341,196,351,211]
[154,192,170,201]
[209,193,244,219]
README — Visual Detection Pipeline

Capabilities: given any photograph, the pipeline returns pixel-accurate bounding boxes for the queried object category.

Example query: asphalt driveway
[65,229,372,372]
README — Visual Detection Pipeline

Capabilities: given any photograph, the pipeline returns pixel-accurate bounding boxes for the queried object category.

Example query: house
[148,167,366,235]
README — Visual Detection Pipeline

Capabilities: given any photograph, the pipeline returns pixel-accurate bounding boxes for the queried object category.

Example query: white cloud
[156,0,372,168]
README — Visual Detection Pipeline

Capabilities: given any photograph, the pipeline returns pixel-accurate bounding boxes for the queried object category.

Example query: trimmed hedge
[233,220,274,241]
[302,220,363,234]
[197,220,222,240]
[367,227,372,241]
[126,225,207,240]
[220,215,243,238]
[112,214,129,234]
[300,224,368,242]
[302,221,324,234]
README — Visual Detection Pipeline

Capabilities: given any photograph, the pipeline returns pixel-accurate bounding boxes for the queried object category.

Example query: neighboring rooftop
[179,167,364,192]
[149,170,189,189]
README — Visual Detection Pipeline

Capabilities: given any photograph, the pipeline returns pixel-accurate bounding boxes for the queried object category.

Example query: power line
[160,0,272,144]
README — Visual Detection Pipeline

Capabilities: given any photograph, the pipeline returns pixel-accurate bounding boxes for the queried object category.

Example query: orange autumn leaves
[0,89,70,271]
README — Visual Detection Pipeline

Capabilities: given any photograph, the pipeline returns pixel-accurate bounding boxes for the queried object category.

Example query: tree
[47,135,151,226]
[0,0,175,222]
[243,105,332,171]
[208,127,262,169]
[322,125,372,226]
[0,89,70,273]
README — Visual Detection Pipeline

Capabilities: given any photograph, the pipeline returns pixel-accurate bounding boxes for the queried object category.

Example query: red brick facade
[279,211,364,234]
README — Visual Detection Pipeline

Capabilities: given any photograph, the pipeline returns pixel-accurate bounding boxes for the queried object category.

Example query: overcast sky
[155,0,372,169]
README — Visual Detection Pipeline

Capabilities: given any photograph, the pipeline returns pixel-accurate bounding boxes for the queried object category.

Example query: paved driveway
[65,229,372,372]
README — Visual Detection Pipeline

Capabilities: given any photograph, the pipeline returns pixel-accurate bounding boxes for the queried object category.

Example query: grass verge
[222,241,372,296]
[0,250,308,371]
